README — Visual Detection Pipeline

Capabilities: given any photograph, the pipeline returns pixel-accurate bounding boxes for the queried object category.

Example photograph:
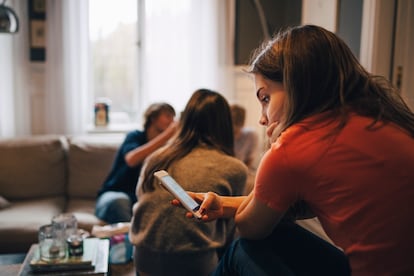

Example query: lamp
[0,0,19,34]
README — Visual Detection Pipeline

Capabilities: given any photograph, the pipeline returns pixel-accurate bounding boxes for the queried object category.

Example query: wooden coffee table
[0,262,135,276]
[0,240,135,276]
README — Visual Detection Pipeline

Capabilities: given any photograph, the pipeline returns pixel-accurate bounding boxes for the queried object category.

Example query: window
[86,0,233,132]
[89,0,139,127]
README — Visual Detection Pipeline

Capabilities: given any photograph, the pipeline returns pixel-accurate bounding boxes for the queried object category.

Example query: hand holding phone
[154,170,202,219]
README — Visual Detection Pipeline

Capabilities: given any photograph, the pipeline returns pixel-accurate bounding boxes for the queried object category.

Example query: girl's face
[254,74,287,139]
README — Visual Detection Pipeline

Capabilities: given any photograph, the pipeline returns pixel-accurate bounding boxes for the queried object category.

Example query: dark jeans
[212,221,350,276]
[95,191,133,224]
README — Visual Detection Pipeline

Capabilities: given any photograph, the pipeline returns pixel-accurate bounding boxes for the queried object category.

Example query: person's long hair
[249,24,414,140]
[141,88,235,192]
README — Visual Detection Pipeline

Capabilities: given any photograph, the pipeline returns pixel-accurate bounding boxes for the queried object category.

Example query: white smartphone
[154,170,202,219]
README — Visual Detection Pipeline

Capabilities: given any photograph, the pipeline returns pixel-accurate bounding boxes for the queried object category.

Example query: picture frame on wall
[32,0,46,13]
[30,20,45,48]
[28,0,46,62]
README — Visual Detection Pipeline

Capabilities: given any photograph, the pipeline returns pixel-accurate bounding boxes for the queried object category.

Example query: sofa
[0,134,125,254]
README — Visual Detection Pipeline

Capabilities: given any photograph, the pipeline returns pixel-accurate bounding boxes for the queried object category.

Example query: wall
[29,64,46,134]
[234,0,302,65]
[337,0,363,58]
[22,0,392,143]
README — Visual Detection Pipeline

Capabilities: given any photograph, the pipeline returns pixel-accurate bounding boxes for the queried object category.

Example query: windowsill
[86,123,139,134]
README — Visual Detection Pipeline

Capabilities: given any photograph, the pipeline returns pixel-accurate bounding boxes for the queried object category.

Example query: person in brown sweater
[129,89,248,276]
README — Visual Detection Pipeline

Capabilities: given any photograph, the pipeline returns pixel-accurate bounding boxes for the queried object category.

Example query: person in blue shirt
[95,103,177,223]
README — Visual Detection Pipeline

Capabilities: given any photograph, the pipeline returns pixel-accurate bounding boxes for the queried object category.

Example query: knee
[112,196,130,206]
[107,196,132,214]
[96,192,132,219]
[98,192,131,209]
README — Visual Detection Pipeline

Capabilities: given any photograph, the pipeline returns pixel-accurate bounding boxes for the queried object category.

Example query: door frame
[359,0,396,79]
[391,0,414,108]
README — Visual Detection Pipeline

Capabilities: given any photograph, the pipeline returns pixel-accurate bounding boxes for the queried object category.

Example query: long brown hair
[249,24,414,138]
[141,89,235,192]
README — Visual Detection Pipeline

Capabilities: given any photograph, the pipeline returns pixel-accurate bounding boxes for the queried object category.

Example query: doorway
[391,0,414,109]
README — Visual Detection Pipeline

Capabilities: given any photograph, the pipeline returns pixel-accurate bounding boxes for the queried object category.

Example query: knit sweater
[129,146,248,253]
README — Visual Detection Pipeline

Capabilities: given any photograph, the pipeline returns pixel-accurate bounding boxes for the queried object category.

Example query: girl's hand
[171,191,223,222]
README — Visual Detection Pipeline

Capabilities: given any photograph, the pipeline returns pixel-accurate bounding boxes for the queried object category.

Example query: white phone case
[154,170,202,219]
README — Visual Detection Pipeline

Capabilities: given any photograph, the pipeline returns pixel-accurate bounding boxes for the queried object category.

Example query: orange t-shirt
[255,114,414,275]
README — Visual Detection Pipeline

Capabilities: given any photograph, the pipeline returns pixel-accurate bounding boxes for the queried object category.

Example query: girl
[182,25,414,275]
[129,89,248,276]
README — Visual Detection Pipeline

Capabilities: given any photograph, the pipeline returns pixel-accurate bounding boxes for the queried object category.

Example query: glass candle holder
[52,213,78,239]
[67,232,84,257]
[38,224,66,262]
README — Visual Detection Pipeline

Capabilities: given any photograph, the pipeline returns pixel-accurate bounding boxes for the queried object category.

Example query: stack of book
[18,238,109,275]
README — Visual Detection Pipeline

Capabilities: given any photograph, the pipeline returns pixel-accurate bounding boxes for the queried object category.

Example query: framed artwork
[28,0,46,62]
[32,0,46,13]
[30,20,45,48]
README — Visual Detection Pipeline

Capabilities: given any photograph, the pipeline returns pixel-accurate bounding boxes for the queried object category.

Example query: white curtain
[44,0,89,135]
[0,0,30,137]
[140,0,235,113]
[1,0,234,137]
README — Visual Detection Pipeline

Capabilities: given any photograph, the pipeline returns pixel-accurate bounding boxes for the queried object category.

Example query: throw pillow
[0,195,11,209]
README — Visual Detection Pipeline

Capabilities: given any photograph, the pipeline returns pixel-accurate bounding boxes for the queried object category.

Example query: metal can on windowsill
[94,98,111,127]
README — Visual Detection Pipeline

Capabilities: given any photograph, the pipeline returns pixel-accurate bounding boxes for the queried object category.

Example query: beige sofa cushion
[0,135,67,200]
[67,135,122,199]
[0,197,65,253]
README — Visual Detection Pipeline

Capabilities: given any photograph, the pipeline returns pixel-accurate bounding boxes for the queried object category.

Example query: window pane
[89,0,138,125]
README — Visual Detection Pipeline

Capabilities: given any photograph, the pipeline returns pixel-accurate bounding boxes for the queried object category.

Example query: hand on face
[163,120,179,136]
[266,121,280,140]
[152,115,178,143]
[255,74,286,143]
[155,112,176,132]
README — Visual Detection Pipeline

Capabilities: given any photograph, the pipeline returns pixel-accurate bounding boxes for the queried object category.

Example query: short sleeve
[120,131,147,155]
[254,142,299,213]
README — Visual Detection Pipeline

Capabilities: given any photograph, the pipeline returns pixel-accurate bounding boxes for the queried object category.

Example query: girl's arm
[125,122,177,167]
[235,192,285,240]
[177,191,285,240]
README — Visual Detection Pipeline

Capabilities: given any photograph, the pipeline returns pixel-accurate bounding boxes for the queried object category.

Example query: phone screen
[154,170,202,219]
